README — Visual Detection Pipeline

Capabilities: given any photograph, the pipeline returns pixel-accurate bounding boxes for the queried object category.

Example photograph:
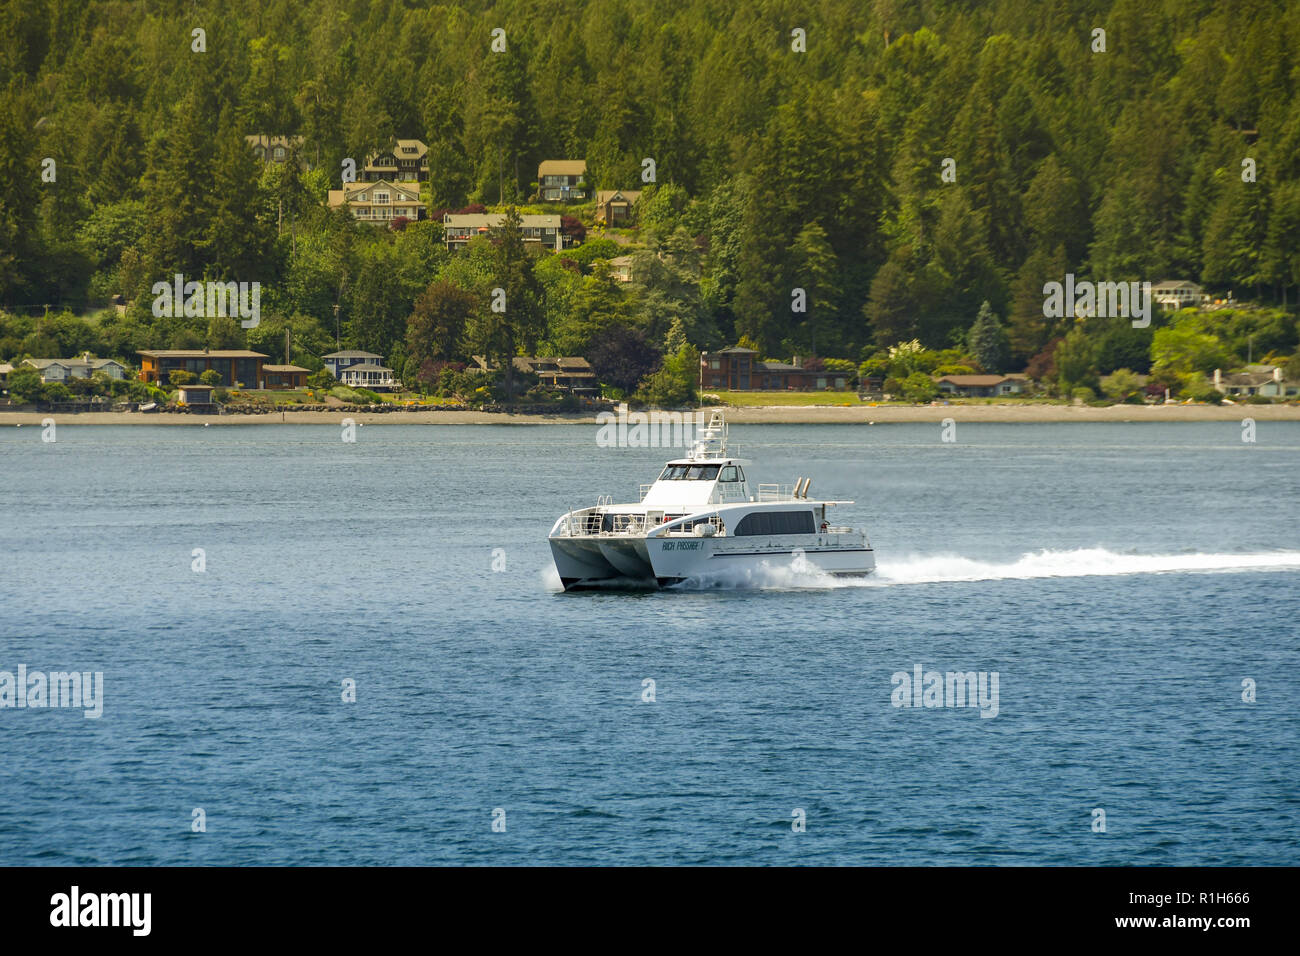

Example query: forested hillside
[1,0,1298,394]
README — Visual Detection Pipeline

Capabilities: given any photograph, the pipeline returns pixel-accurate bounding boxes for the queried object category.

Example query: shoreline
[1,403,1297,425]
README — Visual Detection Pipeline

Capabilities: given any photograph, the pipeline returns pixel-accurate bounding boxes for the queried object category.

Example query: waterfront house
[594,189,641,225]
[23,354,128,382]
[328,180,423,225]
[537,160,587,201]
[442,213,565,252]
[699,348,846,391]
[262,364,310,389]
[934,374,1029,397]
[362,140,429,182]
[1213,365,1300,398]
[0,363,10,387]
[138,349,267,388]
[322,350,384,379]
[512,356,599,395]
[339,363,397,390]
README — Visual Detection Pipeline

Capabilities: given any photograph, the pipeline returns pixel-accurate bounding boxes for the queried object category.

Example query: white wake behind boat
[549,410,875,590]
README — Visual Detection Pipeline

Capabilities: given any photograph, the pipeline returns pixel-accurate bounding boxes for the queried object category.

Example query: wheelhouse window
[735,510,815,536]
[720,465,743,482]
[659,464,720,480]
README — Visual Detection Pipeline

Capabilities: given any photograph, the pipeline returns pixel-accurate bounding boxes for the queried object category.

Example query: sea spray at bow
[664,548,1300,590]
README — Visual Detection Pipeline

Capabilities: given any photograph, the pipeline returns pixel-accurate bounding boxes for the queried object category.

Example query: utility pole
[333,303,340,349]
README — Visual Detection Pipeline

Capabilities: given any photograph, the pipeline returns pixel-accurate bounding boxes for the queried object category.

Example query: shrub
[899,372,939,403]
[170,370,197,386]
[1181,381,1223,404]
[199,369,222,386]
[42,382,72,402]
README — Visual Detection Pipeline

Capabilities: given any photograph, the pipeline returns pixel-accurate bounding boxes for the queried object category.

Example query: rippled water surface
[1,421,1297,864]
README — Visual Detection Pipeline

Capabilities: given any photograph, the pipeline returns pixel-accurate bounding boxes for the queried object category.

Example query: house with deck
[513,356,599,395]
[323,350,383,379]
[362,140,429,182]
[442,213,566,252]
[328,180,423,225]
[537,160,587,201]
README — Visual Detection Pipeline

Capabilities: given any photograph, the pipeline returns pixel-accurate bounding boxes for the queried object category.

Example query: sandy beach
[1,403,1297,426]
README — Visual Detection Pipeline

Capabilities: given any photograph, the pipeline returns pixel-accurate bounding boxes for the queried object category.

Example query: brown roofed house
[537,160,587,201]
[362,140,429,182]
[594,189,642,225]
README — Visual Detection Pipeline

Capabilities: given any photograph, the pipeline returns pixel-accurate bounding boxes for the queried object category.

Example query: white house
[1213,366,1299,398]
[339,363,397,390]
[1152,280,1207,311]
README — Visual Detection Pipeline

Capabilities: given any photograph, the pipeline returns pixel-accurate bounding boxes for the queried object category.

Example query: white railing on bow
[757,483,796,501]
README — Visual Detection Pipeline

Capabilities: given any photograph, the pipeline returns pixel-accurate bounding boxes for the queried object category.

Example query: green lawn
[708,390,868,406]
[708,391,1069,407]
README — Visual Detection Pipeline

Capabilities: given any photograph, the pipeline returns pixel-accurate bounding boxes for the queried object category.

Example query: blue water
[1,421,1297,865]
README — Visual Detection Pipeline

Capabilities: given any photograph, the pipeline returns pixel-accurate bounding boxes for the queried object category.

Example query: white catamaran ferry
[549,410,875,590]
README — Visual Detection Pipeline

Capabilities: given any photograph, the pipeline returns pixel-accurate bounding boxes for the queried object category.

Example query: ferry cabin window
[686,464,720,480]
[720,465,743,482]
[660,464,720,480]
[734,510,815,535]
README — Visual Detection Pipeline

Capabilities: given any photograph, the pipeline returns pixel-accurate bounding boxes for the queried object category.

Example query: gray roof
[341,363,393,372]
[324,350,383,359]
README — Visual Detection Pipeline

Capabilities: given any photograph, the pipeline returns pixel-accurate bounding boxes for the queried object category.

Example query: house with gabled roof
[328,180,423,225]
[537,160,587,201]
[1212,365,1299,398]
[24,354,128,382]
[594,189,642,225]
[246,134,306,166]
[512,356,598,394]
[1152,279,1207,310]
[363,140,429,182]
[323,350,385,379]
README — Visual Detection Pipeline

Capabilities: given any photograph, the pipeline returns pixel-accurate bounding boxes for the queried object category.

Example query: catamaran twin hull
[548,408,875,591]
[549,528,875,590]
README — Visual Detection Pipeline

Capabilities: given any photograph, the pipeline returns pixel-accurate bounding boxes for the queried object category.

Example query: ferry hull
[551,533,875,591]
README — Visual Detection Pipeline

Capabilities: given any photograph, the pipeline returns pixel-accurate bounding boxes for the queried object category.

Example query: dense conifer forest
[1,0,1297,402]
